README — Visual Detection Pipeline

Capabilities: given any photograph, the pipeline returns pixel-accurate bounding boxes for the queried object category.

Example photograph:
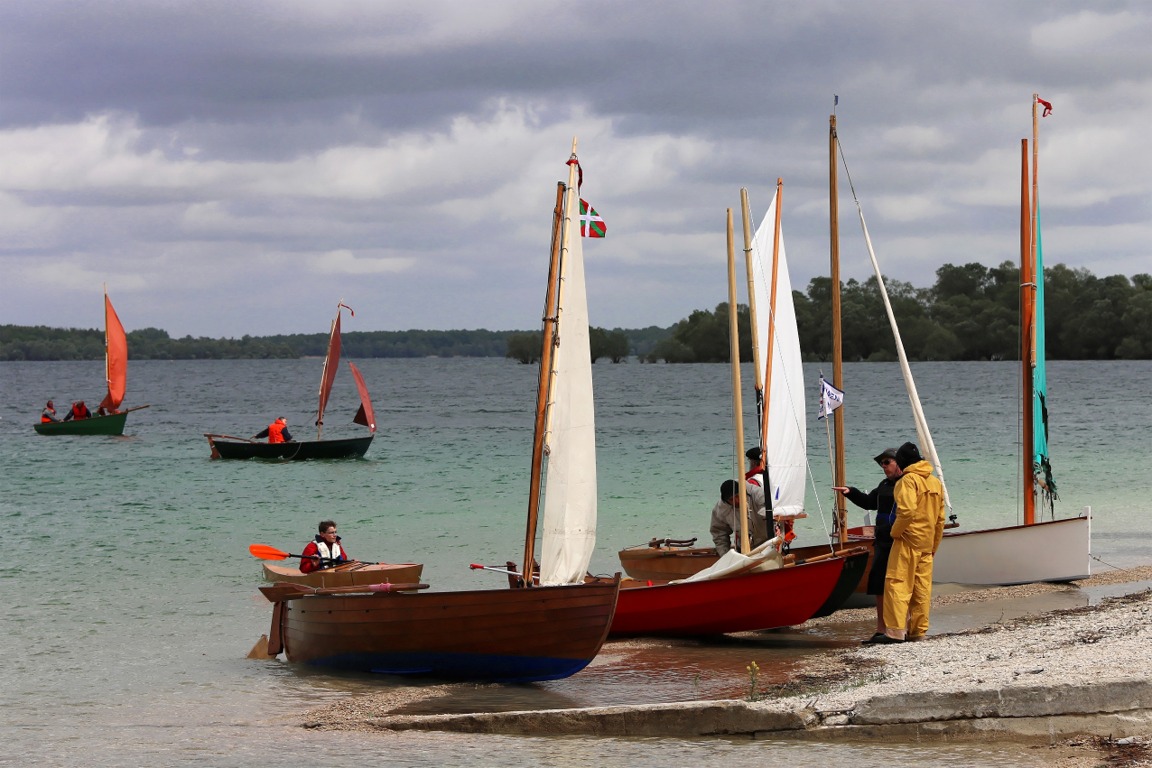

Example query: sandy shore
[294,564,1152,766]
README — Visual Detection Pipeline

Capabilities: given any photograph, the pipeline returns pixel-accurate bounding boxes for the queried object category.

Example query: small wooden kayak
[261,561,423,589]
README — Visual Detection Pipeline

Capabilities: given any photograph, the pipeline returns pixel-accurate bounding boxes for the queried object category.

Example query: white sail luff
[750,191,806,517]
[538,167,597,585]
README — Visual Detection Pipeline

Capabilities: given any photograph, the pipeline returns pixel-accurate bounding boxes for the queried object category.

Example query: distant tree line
[0,324,657,362]
[646,261,1152,363]
[505,327,632,365]
[3,262,1148,362]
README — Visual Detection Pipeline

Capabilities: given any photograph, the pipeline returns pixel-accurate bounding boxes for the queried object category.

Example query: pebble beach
[295,565,1152,767]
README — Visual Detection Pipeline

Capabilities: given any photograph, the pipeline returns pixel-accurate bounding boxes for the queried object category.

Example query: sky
[1,1,1149,338]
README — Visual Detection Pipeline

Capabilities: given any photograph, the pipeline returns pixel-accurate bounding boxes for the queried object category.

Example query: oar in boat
[258,581,429,602]
[205,433,258,443]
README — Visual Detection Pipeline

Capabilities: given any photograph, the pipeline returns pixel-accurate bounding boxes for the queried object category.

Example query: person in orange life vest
[299,520,350,573]
[63,400,91,421]
[252,417,293,443]
[41,400,59,423]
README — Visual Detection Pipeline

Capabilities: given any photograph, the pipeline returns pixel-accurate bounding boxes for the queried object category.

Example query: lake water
[0,357,1147,766]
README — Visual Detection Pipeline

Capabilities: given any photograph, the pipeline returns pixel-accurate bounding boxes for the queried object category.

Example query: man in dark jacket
[834,447,902,644]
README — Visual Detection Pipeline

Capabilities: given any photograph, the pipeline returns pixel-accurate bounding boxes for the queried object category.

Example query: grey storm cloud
[1,0,1149,337]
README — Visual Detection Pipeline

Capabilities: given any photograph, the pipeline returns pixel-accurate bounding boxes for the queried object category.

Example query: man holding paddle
[299,520,350,573]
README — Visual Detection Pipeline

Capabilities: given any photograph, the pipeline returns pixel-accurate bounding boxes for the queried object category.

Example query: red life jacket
[71,403,90,420]
[267,419,287,443]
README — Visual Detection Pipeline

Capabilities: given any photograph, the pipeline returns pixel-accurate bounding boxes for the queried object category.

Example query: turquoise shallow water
[0,358,1146,766]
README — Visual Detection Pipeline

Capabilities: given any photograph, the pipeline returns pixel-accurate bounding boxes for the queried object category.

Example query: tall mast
[1020,138,1035,525]
[739,189,763,447]
[521,179,568,584]
[727,208,750,554]
[829,113,847,542]
[760,179,784,459]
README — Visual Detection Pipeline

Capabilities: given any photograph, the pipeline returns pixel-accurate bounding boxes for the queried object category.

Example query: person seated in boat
[709,478,769,556]
[833,447,903,645]
[299,520,350,573]
[252,417,294,443]
[62,400,92,421]
[41,400,59,423]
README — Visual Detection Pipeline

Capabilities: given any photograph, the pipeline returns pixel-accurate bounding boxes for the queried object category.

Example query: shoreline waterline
[290,565,1152,765]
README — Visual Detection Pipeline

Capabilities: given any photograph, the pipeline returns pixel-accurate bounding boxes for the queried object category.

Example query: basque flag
[580,199,606,238]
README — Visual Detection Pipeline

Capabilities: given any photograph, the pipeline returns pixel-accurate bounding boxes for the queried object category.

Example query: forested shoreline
[2,261,1149,362]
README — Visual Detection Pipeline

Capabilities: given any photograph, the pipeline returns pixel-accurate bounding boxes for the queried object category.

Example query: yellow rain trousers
[882,460,945,640]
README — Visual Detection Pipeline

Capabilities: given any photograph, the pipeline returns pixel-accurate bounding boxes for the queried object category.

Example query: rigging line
[834,133,953,513]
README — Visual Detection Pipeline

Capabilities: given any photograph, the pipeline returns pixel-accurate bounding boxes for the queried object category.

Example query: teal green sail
[1033,208,1057,504]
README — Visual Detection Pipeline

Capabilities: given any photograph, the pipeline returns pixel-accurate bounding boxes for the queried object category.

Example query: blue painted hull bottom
[265,581,621,684]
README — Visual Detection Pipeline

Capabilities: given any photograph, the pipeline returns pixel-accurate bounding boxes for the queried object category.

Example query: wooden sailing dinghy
[205,302,375,460]
[257,143,620,681]
[932,94,1091,584]
[597,203,864,636]
[261,562,424,589]
[34,290,149,436]
[617,184,865,617]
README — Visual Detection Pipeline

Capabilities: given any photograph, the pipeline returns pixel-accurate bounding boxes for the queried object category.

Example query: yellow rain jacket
[882,459,946,639]
[891,460,945,553]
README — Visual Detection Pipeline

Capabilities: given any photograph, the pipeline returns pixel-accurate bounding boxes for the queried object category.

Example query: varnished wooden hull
[34,412,128,436]
[207,434,373,460]
[602,556,848,637]
[262,561,423,588]
[618,544,720,581]
[267,580,620,682]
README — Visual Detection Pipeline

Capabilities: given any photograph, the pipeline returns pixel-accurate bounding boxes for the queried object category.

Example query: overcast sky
[1,1,1148,338]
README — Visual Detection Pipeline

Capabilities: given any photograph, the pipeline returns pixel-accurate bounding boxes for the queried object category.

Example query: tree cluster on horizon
[645,261,1152,363]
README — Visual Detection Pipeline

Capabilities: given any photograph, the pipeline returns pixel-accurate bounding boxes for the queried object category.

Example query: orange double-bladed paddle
[248,543,371,566]
[249,544,300,561]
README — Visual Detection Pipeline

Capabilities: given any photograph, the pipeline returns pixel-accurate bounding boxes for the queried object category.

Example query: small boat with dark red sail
[205,302,375,460]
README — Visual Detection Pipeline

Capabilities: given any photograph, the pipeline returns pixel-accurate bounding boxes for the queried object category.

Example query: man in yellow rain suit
[874,442,945,644]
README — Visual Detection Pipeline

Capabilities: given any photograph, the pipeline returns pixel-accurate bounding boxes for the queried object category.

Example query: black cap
[720,479,739,501]
[895,442,923,470]
[745,447,762,461]
[873,447,898,464]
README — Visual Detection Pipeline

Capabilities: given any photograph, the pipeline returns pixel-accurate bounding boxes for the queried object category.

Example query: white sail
[750,191,806,518]
[538,176,598,585]
[852,202,952,511]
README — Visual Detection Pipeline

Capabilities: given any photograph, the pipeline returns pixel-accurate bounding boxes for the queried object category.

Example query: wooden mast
[739,188,763,451]
[760,179,784,459]
[727,208,751,554]
[521,179,568,584]
[829,113,847,541]
[1020,137,1035,525]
